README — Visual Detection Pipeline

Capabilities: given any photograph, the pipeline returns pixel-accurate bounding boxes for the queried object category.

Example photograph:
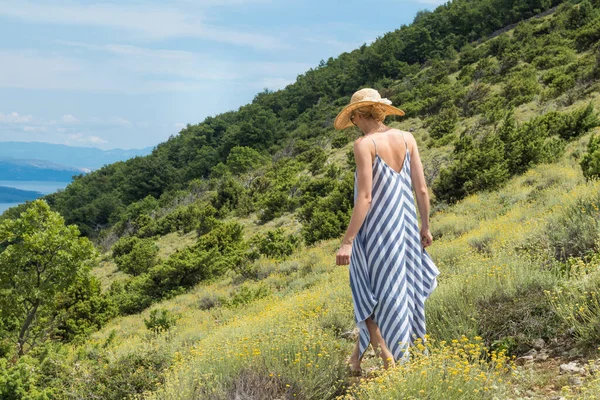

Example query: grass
[56,140,600,399]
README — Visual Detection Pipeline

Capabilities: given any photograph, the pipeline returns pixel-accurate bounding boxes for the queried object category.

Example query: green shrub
[53,273,119,343]
[426,106,459,138]
[550,254,600,353]
[298,172,353,245]
[107,275,155,315]
[0,356,55,399]
[254,160,304,223]
[155,202,218,236]
[580,133,600,180]
[473,57,500,82]
[502,64,540,106]
[541,64,577,99]
[553,102,599,140]
[532,46,576,70]
[143,308,180,336]
[565,0,595,30]
[498,110,565,175]
[82,347,171,400]
[576,12,600,47]
[545,195,600,262]
[112,236,160,276]
[226,146,268,175]
[477,281,562,356]
[331,132,350,148]
[221,284,271,308]
[213,175,247,214]
[249,228,301,260]
[154,222,245,291]
[114,195,160,236]
[433,132,510,204]
[498,51,519,75]
[457,83,490,117]
[108,224,246,315]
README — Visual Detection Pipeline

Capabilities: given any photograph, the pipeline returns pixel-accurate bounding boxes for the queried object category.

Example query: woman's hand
[420,227,433,248]
[336,243,353,265]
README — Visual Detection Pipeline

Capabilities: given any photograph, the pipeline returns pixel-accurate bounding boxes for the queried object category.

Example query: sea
[0,181,71,214]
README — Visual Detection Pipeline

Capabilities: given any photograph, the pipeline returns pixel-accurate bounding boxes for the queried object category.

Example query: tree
[0,200,96,357]
[226,146,268,175]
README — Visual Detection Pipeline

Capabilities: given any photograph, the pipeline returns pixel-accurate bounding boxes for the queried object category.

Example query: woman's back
[367,129,410,175]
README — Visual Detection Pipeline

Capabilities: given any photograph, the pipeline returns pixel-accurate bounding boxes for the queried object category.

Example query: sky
[0,0,444,150]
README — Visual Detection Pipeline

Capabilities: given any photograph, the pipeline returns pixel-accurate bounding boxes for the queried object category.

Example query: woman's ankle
[348,355,361,369]
[382,354,395,369]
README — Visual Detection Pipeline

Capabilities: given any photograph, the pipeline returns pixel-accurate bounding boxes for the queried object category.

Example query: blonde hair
[352,104,387,122]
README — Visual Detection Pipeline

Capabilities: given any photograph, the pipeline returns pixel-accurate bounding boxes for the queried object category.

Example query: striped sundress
[349,131,441,363]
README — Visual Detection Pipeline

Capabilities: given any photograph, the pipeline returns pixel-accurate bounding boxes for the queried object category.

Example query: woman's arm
[337,138,373,265]
[406,133,433,247]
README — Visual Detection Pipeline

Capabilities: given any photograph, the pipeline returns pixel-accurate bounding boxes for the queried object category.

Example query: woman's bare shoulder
[388,128,416,143]
[352,135,374,155]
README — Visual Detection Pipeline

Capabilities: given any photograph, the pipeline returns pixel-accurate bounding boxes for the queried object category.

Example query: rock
[560,362,585,374]
[587,361,600,374]
[549,397,566,400]
[567,348,582,361]
[516,355,535,365]
[536,351,549,361]
[568,376,583,386]
[341,328,359,341]
[532,338,545,350]
[524,348,538,357]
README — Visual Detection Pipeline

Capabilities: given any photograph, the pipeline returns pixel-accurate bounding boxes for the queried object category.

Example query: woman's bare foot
[382,353,396,369]
[347,355,362,374]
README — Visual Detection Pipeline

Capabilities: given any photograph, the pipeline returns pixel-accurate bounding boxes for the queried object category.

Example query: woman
[334,88,440,376]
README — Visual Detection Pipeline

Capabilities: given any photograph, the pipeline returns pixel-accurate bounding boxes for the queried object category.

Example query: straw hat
[334,88,405,130]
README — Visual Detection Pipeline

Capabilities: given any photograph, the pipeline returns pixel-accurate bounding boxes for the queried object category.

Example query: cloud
[61,114,78,123]
[0,44,311,94]
[23,126,48,132]
[174,122,187,130]
[0,50,119,92]
[415,0,447,4]
[107,117,133,127]
[0,1,283,50]
[249,77,293,90]
[65,133,108,145]
[56,41,239,81]
[0,111,33,123]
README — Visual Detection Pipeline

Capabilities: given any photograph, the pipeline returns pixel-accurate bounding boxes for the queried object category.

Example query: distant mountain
[0,158,85,181]
[0,186,41,202]
[0,142,154,170]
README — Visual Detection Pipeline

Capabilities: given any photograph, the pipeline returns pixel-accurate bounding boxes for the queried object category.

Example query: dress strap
[370,137,378,155]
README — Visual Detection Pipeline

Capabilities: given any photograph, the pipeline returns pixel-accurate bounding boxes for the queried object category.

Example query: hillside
[0,186,42,202]
[2,0,600,399]
[0,157,84,181]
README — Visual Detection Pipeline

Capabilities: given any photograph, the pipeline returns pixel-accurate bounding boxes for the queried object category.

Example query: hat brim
[334,100,405,130]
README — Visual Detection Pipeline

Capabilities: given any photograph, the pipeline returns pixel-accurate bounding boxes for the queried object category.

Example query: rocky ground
[341,328,600,399]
